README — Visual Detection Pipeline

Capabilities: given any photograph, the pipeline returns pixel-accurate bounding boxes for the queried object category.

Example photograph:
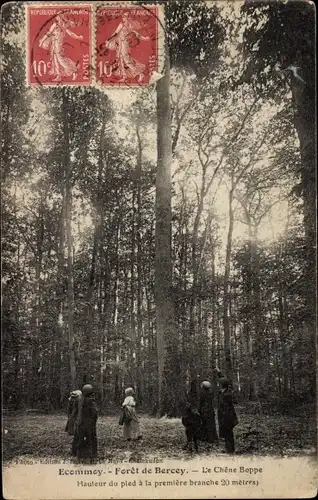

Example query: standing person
[217,378,238,454]
[65,390,82,435]
[76,384,98,459]
[65,389,82,456]
[181,380,202,453]
[181,403,201,453]
[199,380,218,446]
[121,387,142,441]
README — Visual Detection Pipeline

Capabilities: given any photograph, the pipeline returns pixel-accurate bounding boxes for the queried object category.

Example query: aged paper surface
[2,457,317,499]
[1,0,316,499]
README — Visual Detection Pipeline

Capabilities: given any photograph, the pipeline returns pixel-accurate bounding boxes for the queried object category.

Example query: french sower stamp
[27,5,92,85]
[95,5,159,87]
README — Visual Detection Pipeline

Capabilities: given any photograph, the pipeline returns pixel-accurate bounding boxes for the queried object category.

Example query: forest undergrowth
[3,405,316,463]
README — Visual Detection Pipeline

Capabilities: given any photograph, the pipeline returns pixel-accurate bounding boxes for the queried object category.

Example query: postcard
[1,0,316,498]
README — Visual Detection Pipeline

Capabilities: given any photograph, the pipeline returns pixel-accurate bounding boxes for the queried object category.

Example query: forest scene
[2,0,316,462]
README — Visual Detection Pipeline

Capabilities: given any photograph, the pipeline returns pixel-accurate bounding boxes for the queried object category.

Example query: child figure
[122,387,142,441]
[75,384,98,459]
[182,402,201,453]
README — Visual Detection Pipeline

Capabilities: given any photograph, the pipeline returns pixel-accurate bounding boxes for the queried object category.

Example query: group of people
[65,385,142,459]
[65,376,238,460]
[182,377,238,454]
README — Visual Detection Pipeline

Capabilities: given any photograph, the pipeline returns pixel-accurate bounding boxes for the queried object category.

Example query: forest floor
[3,405,316,464]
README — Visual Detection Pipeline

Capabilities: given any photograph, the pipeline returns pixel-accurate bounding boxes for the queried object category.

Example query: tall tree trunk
[112,221,121,399]
[247,224,260,400]
[242,230,257,400]
[223,188,234,381]
[252,233,265,396]
[189,160,213,379]
[51,196,66,408]
[216,287,222,369]
[210,246,217,372]
[291,80,315,276]
[30,254,42,406]
[86,231,98,376]
[62,90,76,391]
[130,189,137,387]
[188,199,203,380]
[86,114,107,377]
[275,241,289,395]
[136,126,143,404]
[291,80,315,395]
[155,45,179,415]
[278,288,289,395]
[30,201,44,407]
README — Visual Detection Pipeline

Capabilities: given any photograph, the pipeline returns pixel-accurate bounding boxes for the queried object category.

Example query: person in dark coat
[199,380,218,445]
[181,383,201,453]
[75,384,98,460]
[182,402,201,453]
[217,377,238,454]
[65,389,83,456]
[65,390,82,435]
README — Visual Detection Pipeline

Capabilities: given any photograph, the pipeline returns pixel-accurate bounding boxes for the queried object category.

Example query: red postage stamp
[27,5,92,85]
[95,5,160,87]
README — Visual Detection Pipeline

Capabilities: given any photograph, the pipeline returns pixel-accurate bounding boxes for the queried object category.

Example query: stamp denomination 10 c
[95,5,159,87]
[27,5,92,86]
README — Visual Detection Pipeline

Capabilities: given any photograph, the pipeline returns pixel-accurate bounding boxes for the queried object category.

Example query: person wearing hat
[65,389,83,456]
[75,384,98,459]
[121,387,142,441]
[65,390,82,436]
[217,378,238,453]
[199,380,218,446]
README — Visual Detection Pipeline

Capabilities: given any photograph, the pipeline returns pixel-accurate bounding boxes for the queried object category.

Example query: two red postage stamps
[27,4,161,87]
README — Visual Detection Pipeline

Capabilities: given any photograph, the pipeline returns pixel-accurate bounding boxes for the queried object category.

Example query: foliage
[239,0,316,326]
[1,1,315,422]
[167,0,227,76]
[241,0,315,89]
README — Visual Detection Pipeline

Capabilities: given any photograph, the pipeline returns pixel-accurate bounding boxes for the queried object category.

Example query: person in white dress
[122,387,142,441]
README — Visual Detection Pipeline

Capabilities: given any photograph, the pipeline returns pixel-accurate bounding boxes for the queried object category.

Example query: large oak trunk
[292,80,316,397]
[223,189,234,381]
[155,47,180,416]
[62,90,76,391]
